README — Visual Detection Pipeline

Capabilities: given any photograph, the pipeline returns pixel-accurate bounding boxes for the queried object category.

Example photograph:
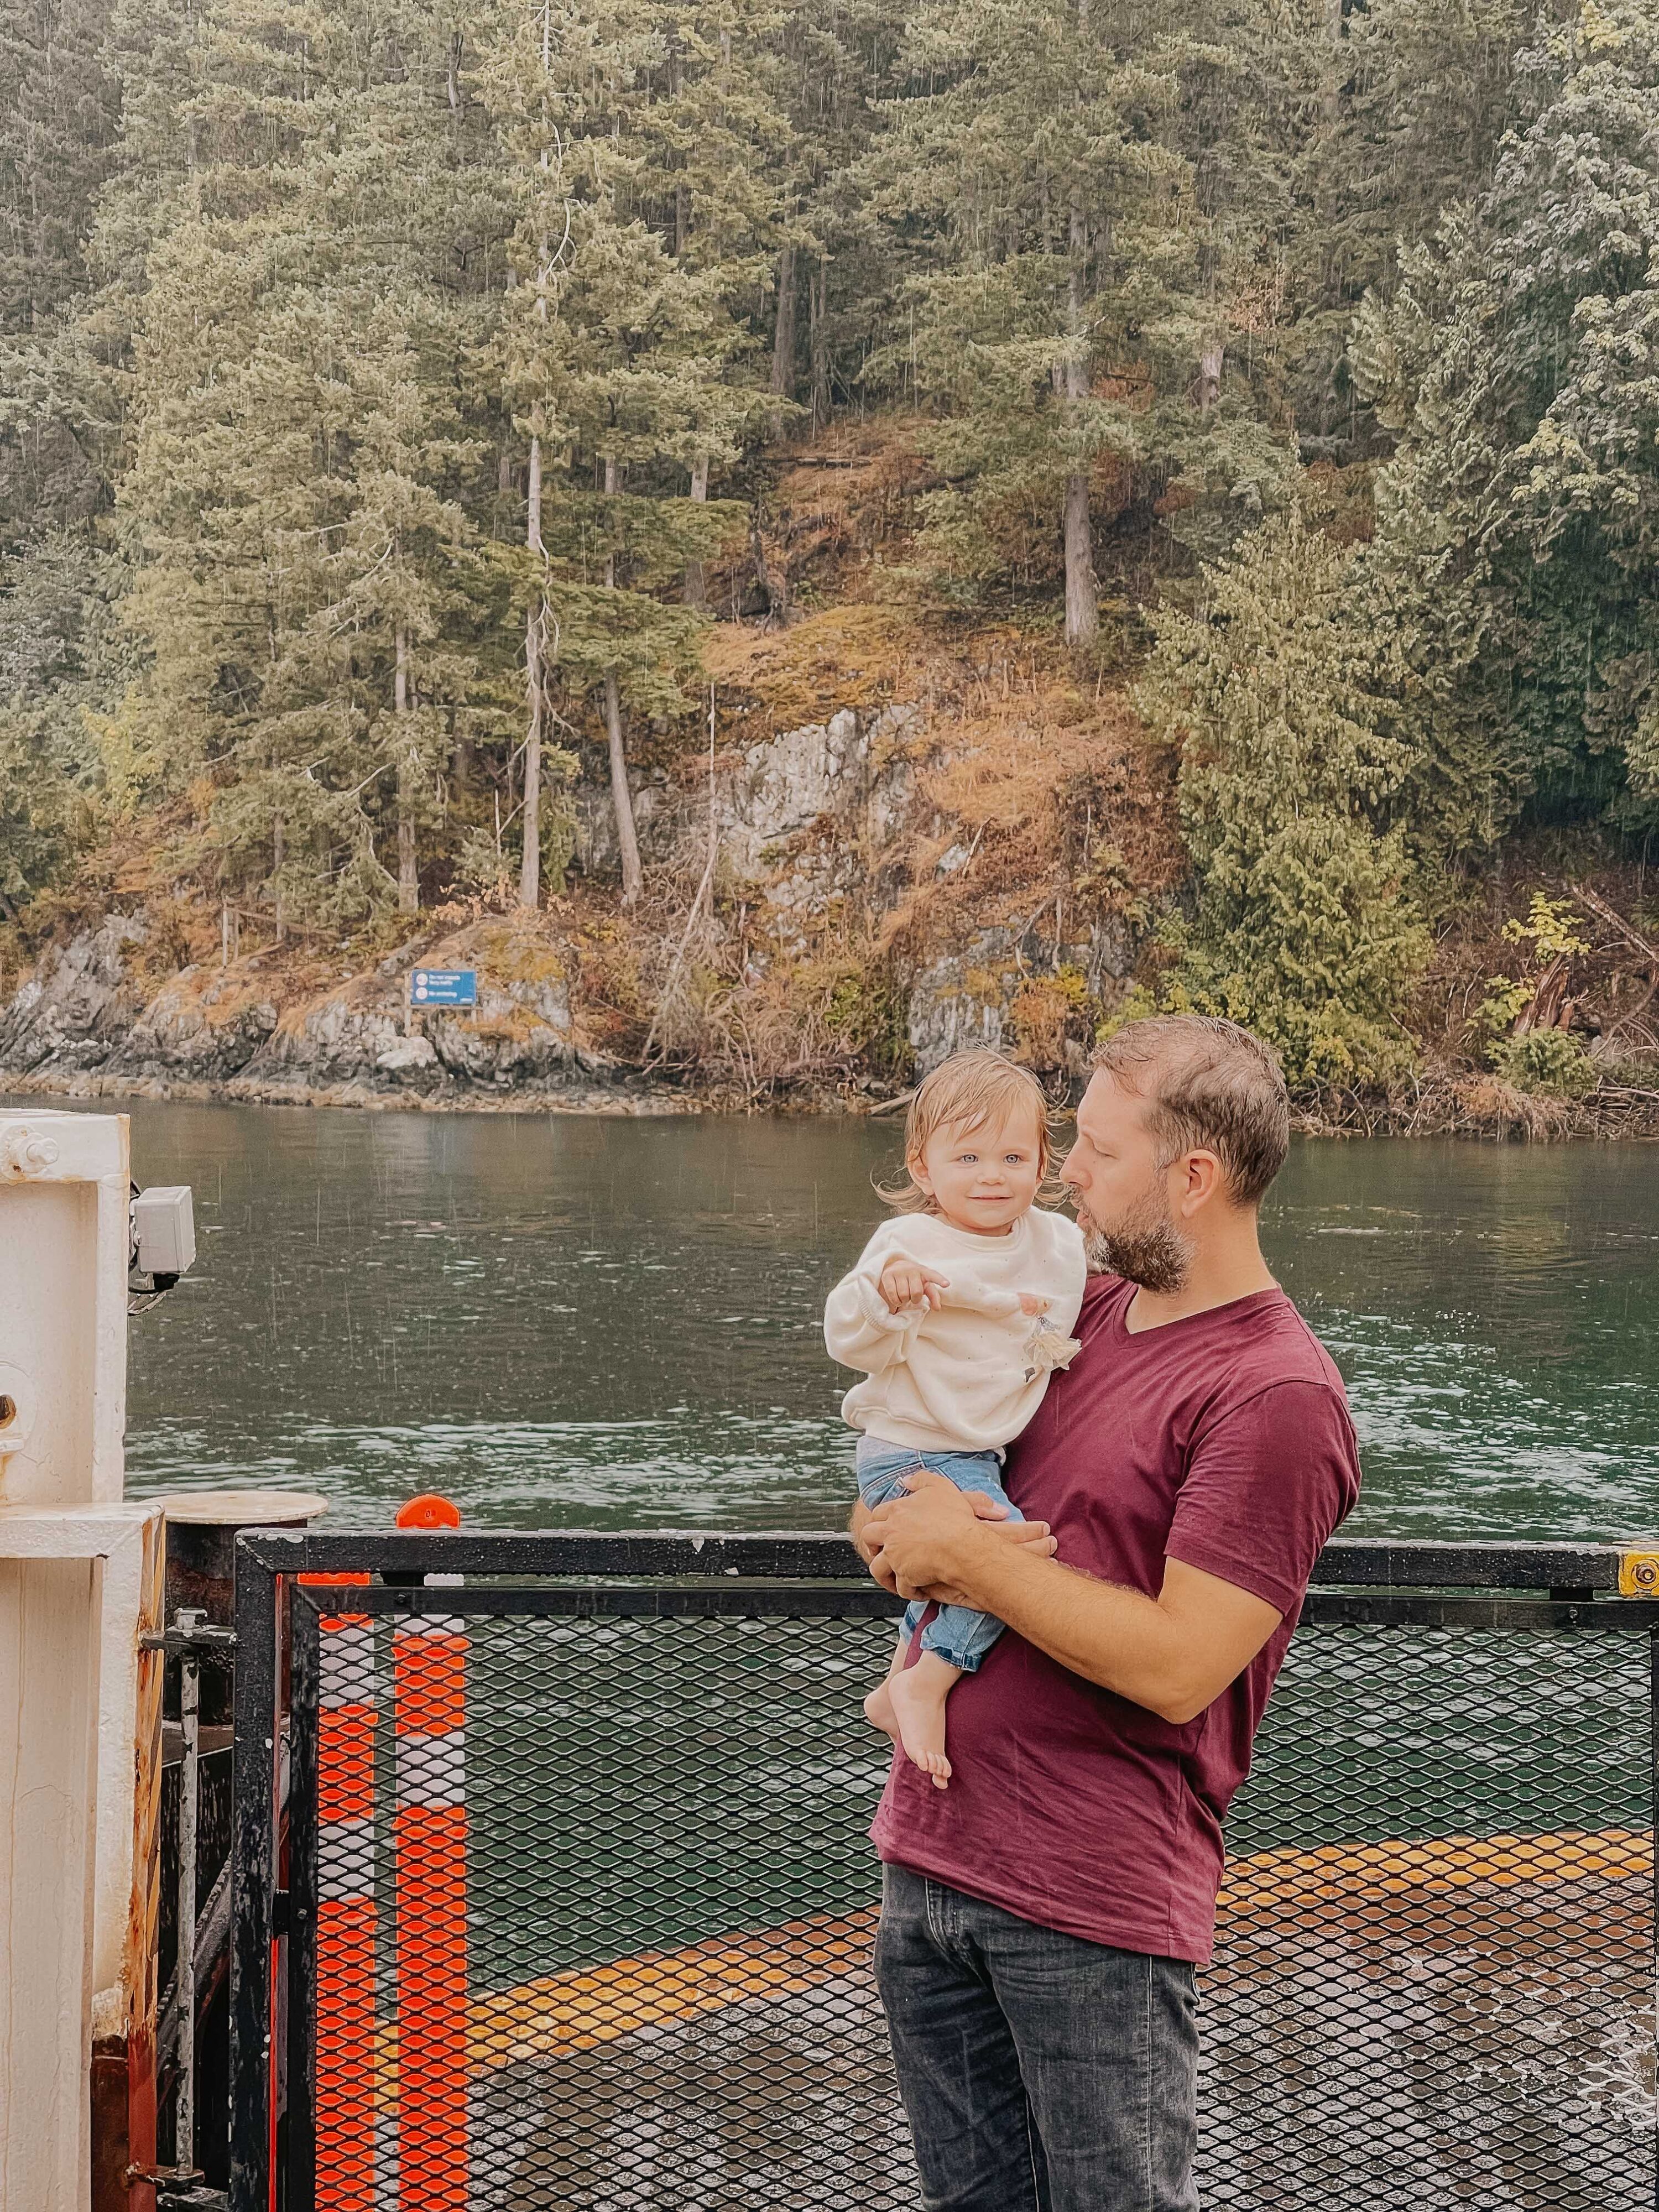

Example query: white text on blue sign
[410,969,479,1008]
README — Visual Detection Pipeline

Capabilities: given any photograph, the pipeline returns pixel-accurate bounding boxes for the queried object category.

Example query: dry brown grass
[872,637,1182,964]
[703,604,926,735]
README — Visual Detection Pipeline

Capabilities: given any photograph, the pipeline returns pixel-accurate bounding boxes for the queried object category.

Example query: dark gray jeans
[874,1864,1200,2211]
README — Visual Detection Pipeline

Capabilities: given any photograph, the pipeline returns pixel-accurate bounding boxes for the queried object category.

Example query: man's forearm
[866,1475,1282,1723]
[949,1535,1207,1720]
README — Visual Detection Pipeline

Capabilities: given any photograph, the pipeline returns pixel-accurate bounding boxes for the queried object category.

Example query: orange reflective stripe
[315,1897,378,2212]
[394,1618,468,2210]
[316,1614,379,2205]
[317,1707,377,1824]
[393,1629,468,1735]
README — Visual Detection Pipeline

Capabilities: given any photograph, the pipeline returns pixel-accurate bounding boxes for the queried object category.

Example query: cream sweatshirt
[824,1208,1088,1454]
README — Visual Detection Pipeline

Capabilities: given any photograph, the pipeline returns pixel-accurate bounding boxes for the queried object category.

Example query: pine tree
[0,0,121,536]
[112,0,514,928]
[489,0,745,905]
[0,527,127,912]
[1283,0,1559,456]
[770,0,909,432]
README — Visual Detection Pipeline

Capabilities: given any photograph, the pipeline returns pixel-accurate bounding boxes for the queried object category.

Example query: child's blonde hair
[879,1048,1063,1214]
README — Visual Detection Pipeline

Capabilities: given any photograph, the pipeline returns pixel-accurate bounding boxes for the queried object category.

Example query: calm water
[19,1097,1657,1542]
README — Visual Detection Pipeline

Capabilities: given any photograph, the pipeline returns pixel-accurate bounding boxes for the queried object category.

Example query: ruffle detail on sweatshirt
[1021,1316,1083,1381]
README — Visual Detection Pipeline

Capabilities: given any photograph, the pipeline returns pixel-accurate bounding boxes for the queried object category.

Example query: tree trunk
[770,245,796,434]
[684,453,708,609]
[603,456,643,904]
[1197,337,1224,411]
[395,627,419,914]
[605,672,643,906]
[1323,0,1346,127]
[809,257,830,433]
[1063,203,1097,649]
[273,813,286,943]
[1063,473,1097,647]
[520,433,544,909]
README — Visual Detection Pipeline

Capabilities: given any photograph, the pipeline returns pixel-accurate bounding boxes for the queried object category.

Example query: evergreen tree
[1353,0,1659,856]
[0,0,121,536]
[1284,0,1562,456]
[0,527,127,912]
[489,0,745,905]
[112,0,513,927]
[1140,512,1431,1087]
[870,0,1296,644]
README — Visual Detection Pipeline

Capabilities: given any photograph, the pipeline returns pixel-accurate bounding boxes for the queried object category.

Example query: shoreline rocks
[0,912,646,1112]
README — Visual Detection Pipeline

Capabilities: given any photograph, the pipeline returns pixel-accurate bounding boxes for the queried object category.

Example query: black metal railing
[229,1531,1659,2212]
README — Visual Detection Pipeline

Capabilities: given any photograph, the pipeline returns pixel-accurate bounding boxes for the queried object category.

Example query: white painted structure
[0,1110,165,2212]
[0,1109,131,1508]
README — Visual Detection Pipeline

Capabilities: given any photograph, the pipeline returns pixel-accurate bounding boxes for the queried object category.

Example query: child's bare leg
[863,1634,909,1740]
[886,1651,960,1789]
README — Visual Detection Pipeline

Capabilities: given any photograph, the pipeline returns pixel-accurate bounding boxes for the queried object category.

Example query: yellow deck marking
[348,1830,1651,2106]
[467,1916,875,2069]
[1215,1827,1651,1914]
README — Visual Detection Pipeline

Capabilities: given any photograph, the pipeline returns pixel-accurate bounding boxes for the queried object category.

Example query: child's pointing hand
[878,1260,951,1314]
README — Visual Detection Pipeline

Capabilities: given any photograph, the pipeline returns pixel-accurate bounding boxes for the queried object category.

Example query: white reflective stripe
[318,1818,377,1905]
[395,1726,466,1812]
[393,1614,466,1642]
[320,1620,377,1707]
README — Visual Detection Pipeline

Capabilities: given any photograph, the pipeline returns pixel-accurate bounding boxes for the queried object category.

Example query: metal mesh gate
[1204,1619,1654,2211]
[288,1597,904,2212]
[231,1533,1659,2212]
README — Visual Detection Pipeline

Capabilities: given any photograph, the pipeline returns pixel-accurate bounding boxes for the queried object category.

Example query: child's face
[911,1107,1045,1235]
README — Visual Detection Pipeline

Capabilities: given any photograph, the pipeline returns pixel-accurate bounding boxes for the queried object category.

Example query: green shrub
[1495,1029,1596,1099]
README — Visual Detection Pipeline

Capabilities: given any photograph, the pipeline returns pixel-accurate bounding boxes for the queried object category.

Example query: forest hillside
[3,0,1658,1129]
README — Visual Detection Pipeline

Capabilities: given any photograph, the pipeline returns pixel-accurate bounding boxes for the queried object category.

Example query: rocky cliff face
[0,677,1147,1107]
[0,913,153,1073]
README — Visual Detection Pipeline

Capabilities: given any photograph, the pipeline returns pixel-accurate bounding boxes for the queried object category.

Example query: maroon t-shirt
[870,1274,1361,1964]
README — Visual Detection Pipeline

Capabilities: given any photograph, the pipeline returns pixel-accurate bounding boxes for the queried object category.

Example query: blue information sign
[409,968,478,1008]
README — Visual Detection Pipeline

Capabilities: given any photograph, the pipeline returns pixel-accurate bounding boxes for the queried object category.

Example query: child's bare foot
[864,1678,900,1739]
[886,1651,961,1789]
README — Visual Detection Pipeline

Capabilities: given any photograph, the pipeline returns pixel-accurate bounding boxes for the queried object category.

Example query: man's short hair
[1091,1015,1290,1207]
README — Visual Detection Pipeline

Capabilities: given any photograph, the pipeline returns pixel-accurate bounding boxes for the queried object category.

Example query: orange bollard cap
[397,1493,462,1531]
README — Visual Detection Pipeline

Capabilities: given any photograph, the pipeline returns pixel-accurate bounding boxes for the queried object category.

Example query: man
[853,1014,1361,2211]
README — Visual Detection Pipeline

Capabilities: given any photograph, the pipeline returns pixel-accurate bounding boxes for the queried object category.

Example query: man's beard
[1077,1191,1193,1295]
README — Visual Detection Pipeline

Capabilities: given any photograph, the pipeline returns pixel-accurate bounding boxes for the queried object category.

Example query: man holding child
[848,1015,1361,2211]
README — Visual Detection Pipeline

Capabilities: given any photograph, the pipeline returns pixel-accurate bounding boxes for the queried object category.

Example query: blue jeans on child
[855,1437,1023,1673]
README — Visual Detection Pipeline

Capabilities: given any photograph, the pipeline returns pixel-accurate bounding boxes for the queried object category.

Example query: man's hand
[877,1260,950,1314]
[863,1469,1004,1602]
[851,1480,1055,1598]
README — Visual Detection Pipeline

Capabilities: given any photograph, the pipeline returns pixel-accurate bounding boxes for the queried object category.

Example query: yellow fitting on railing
[1617,1551,1659,1597]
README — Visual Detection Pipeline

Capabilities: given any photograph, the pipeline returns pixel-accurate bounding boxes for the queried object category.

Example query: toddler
[825,1049,1086,1787]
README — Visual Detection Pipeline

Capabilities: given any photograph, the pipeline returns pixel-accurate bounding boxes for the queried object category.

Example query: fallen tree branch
[867,1087,917,1118]
[1571,881,1659,968]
